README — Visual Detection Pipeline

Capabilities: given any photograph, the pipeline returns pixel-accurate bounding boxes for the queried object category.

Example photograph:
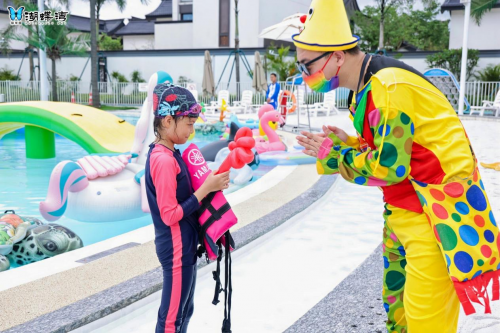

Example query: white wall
[123,35,155,50]
[228,0,259,48]
[449,8,500,50]
[1,51,497,91]
[154,22,193,49]
[192,0,308,50]
[0,13,28,51]
[172,0,179,21]
[192,0,219,49]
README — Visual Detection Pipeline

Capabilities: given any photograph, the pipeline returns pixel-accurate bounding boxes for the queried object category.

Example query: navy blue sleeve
[179,194,199,218]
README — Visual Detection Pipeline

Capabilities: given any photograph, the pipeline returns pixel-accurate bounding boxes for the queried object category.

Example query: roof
[113,17,154,36]
[66,15,102,32]
[104,19,125,35]
[441,0,500,12]
[66,15,125,34]
[344,0,361,13]
[145,0,172,20]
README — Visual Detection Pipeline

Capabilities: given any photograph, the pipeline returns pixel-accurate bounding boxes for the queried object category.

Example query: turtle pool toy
[0,210,83,272]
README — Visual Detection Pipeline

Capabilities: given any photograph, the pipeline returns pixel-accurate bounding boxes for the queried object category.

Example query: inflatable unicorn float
[39,71,172,222]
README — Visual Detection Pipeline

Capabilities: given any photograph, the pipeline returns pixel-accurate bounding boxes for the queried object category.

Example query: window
[219,0,230,47]
[181,13,193,21]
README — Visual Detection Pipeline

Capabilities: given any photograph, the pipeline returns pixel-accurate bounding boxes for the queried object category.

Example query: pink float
[255,106,286,154]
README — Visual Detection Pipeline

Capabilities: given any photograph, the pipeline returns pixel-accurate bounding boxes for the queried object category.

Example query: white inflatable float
[39,71,172,222]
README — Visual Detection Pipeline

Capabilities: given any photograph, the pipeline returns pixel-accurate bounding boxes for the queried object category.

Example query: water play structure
[423,68,471,112]
[0,101,135,159]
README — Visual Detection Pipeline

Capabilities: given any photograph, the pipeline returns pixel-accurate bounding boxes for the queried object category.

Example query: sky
[54,0,449,21]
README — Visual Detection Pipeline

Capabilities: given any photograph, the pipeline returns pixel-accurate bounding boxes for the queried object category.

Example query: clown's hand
[296,131,325,157]
[323,125,348,144]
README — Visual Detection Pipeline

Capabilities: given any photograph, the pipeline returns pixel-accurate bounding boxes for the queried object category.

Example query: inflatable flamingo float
[39,71,171,222]
[255,106,286,154]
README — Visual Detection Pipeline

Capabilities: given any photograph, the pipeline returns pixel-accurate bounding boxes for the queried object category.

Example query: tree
[98,34,122,51]
[354,0,449,52]
[0,66,21,80]
[471,0,498,25]
[474,64,500,81]
[89,0,149,107]
[13,9,89,101]
[426,48,479,80]
[265,44,297,81]
[90,0,99,107]
[234,0,241,100]
[131,70,146,83]
[111,71,128,82]
[376,0,404,50]
[1,0,38,80]
[131,70,146,93]
[177,76,193,85]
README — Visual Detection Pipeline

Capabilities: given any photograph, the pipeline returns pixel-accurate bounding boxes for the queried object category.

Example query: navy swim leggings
[155,221,198,333]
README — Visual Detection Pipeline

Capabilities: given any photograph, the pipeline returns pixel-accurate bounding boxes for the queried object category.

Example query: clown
[295,0,499,332]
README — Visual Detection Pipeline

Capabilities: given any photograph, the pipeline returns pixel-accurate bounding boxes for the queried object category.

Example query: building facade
[441,0,500,50]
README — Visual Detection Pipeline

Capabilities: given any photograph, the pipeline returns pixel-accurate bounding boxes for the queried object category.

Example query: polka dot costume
[316,95,413,189]
[382,210,407,333]
[411,164,500,315]
[315,62,498,329]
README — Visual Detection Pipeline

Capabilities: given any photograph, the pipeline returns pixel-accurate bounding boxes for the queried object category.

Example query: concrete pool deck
[1,113,499,332]
[0,131,327,332]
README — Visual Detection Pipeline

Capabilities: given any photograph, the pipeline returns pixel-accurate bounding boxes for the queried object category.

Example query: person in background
[266,73,281,109]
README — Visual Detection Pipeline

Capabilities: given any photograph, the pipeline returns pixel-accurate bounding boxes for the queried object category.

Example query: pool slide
[0,101,135,159]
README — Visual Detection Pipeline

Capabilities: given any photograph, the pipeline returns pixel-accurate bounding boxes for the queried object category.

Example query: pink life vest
[182,143,236,260]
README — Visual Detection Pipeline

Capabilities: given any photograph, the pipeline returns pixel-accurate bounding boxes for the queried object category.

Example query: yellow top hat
[293,0,360,52]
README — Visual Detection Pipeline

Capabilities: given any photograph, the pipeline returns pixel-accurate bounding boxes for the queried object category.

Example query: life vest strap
[212,242,224,305]
[222,230,233,333]
[210,231,233,333]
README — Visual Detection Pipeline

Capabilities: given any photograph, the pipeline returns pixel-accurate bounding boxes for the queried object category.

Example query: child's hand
[204,170,230,192]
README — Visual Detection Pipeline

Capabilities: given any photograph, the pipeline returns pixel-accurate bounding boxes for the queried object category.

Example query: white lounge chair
[232,90,254,114]
[470,89,500,117]
[205,90,230,115]
[309,90,339,117]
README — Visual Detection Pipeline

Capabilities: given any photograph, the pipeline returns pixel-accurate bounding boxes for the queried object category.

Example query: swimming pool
[0,112,271,269]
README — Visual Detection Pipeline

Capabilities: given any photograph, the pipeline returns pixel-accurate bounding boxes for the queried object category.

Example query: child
[145,84,230,333]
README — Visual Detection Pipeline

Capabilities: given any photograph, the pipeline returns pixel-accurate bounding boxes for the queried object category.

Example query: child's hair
[153,116,183,143]
[151,83,201,143]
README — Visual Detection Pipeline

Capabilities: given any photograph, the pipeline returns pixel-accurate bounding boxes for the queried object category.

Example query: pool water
[0,112,270,269]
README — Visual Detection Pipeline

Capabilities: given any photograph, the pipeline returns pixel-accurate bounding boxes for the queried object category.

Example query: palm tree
[1,0,38,80]
[90,0,99,107]
[87,0,149,107]
[471,0,498,25]
[13,7,89,101]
